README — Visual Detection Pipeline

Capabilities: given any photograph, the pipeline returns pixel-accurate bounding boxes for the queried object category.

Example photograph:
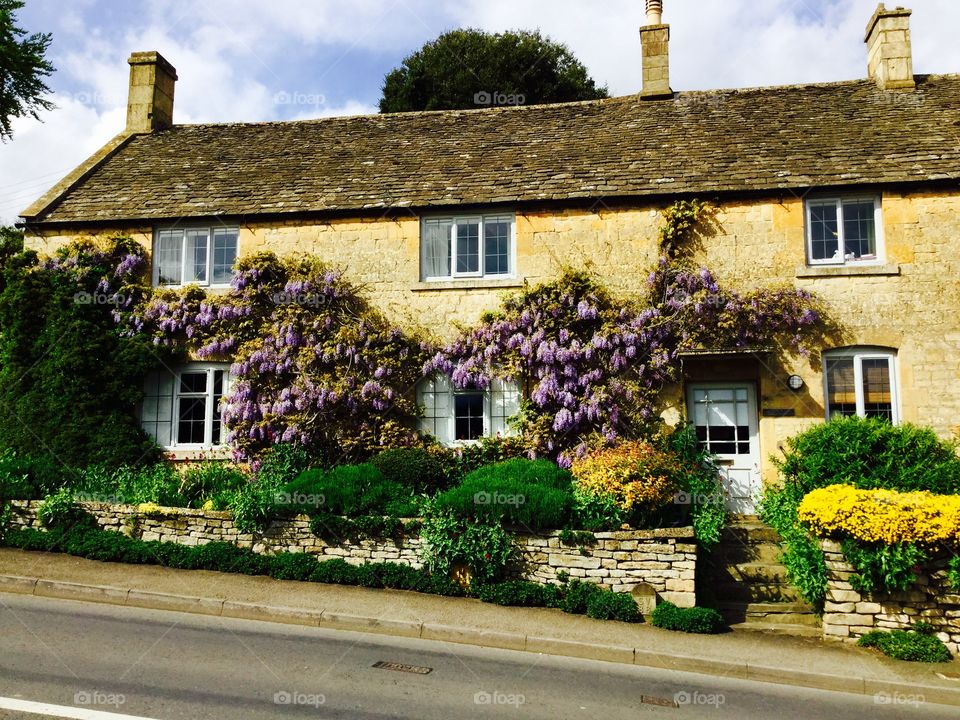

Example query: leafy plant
[37,488,87,530]
[586,590,641,622]
[948,556,960,591]
[428,436,528,485]
[371,447,448,494]
[287,464,413,517]
[660,423,726,549]
[777,417,960,496]
[558,529,596,547]
[433,460,575,531]
[858,626,951,663]
[758,482,828,608]
[418,500,515,584]
[840,540,928,594]
[650,602,725,634]
[0,450,66,500]
[570,441,682,527]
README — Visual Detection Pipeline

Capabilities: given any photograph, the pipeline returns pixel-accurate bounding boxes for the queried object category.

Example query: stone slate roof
[22,74,960,225]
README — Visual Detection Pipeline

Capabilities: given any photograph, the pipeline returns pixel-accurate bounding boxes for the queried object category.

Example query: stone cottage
[18,3,960,513]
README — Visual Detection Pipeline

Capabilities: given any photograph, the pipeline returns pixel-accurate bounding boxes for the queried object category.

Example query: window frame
[141,363,231,450]
[420,214,516,282]
[416,375,519,445]
[805,195,884,267]
[822,348,899,424]
[152,226,239,288]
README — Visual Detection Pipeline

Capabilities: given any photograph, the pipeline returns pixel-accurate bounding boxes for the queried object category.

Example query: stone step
[708,542,784,565]
[719,524,783,544]
[728,622,822,638]
[716,561,790,584]
[718,601,819,627]
[713,582,802,603]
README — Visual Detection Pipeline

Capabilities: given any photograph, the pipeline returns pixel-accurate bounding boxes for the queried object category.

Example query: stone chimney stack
[865,4,915,91]
[126,51,177,133]
[640,0,672,99]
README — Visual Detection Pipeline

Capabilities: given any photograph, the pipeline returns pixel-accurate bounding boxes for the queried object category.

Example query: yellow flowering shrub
[570,441,681,514]
[798,484,960,545]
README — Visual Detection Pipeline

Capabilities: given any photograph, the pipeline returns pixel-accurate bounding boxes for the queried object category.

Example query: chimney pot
[864,4,915,91]
[646,0,663,25]
[126,51,177,133]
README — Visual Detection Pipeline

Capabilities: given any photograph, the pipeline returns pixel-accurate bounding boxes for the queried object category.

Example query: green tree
[379,29,607,113]
[0,0,54,140]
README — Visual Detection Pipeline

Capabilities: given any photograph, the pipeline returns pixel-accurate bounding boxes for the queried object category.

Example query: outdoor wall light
[787,375,804,391]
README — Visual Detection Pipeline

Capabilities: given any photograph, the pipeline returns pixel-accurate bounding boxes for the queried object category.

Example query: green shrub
[268,552,319,581]
[572,487,625,531]
[229,478,282,535]
[257,443,311,487]
[76,463,182,507]
[178,463,248,509]
[650,602,725,634]
[37,488,89,530]
[779,417,960,495]
[586,590,641,622]
[434,459,574,530]
[428,436,528,485]
[761,418,960,610]
[558,578,601,614]
[841,540,928,594]
[661,424,727,549]
[371,447,448,493]
[286,464,411,516]
[475,580,560,607]
[464,458,573,489]
[858,626,952,662]
[0,450,67,500]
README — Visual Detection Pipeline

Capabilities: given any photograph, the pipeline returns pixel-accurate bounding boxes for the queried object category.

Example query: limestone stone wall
[821,539,960,655]
[23,188,960,481]
[7,501,697,607]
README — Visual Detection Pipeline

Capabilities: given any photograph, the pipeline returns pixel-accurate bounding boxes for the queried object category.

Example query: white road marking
[0,696,162,720]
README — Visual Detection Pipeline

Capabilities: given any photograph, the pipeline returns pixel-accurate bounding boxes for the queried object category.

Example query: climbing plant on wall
[428,200,831,465]
[127,252,428,463]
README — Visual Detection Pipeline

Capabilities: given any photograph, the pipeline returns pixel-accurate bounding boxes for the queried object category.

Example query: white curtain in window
[417,374,452,444]
[489,378,520,437]
[421,220,451,279]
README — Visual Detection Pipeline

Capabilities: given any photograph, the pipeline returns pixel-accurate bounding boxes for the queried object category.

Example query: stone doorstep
[3,573,960,706]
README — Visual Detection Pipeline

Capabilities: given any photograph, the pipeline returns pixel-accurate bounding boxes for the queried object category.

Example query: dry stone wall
[821,539,960,655]
[7,501,697,607]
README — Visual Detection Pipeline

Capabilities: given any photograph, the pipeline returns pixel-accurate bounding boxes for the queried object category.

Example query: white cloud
[2,0,958,225]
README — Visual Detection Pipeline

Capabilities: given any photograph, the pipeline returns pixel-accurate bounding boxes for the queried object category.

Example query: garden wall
[6,501,697,607]
[821,540,960,655]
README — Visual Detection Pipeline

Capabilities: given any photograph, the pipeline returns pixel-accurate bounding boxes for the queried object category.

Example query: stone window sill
[795,264,900,278]
[163,447,231,462]
[410,278,525,292]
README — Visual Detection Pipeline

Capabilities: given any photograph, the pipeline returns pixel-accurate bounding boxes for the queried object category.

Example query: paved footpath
[2,547,959,707]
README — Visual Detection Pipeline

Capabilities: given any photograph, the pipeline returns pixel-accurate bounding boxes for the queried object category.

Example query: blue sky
[2,0,959,223]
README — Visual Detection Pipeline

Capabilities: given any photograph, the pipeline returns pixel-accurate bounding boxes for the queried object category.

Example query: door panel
[688,383,761,514]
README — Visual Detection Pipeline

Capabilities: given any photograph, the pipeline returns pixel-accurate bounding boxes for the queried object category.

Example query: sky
[1,0,959,224]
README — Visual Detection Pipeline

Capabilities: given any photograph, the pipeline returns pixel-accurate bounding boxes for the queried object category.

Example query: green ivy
[948,556,960,591]
[417,499,516,584]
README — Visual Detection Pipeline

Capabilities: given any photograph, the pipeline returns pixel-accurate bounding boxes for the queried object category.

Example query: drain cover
[372,661,433,675]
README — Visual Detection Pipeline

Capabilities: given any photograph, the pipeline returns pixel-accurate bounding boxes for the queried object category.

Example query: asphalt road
[0,593,952,720]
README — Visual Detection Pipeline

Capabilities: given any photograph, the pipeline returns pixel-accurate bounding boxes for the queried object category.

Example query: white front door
[687,383,761,514]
